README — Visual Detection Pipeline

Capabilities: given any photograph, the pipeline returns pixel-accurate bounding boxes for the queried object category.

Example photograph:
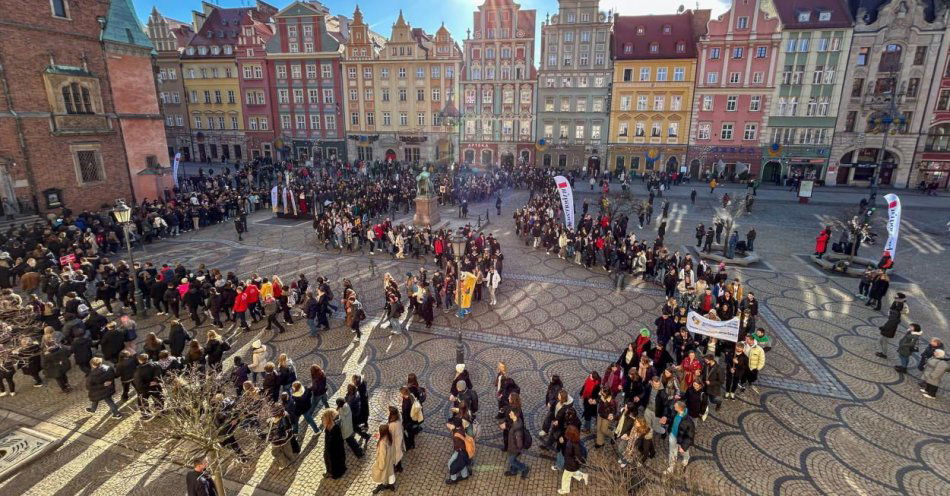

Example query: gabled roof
[101,0,153,50]
[774,0,853,29]
[613,12,699,60]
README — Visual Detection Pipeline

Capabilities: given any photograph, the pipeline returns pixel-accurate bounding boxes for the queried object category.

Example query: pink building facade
[237,14,277,160]
[688,0,780,179]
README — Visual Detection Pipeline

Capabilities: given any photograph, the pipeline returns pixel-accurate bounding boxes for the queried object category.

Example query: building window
[276,66,287,79]
[399,112,408,126]
[906,77,920,98]
[322,89,334,104]
[325,115,336,130]
[653,96,664,111]
[856,47,869,66]
[639,68,650,81]
[797,11,810,22]
[750,96,761,111]
[51,0,68,18]
[73,147,104,184]
[851,78,864,97]
[702,96,713,111]
[295,115,306,129]
[707,72,718,84]
[732,47,743,59]
[671,95,682,111]
[730,72,741,83]
[726,96,737,111]
[752,72,763,84]
[879,44,902,72]
[651,122,661,137]
[743,123,757,140]
[674,67,685,81]
[698,123,710,140]
[913,46,927,66]
[756,47,767,58]
[845,111,857,132]
[293,89,304,104]
[656,68,667,81]
[61,83,94,114]
[636,96,647,111]
[322,64,332,79]
[668,122,678,138]
[710,47,720,59]
[736,16,749,29]
[351,112,359,126]
[382,112,391,126]
[676,42,686,53]
[649,43,659,54]
[366,112,375,126]
[720,123,734,140]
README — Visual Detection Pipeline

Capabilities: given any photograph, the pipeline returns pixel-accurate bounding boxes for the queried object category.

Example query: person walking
[185,458,218,496]
[85,357,123,419]
[895,324,923,373]
[322,410,347,479]
[370,424,396,494]
[665,400,695,473]
[387,406,406,473]
[744,336,765,392]
[335,397,365,457]
[875,293,906,359]
[486,267,501,306]
[40,338,72,393]
[445,422,472,485]
[267,407,297,471]
[557,425,589,494]
[502,406,530,478]
[920,349,948,399]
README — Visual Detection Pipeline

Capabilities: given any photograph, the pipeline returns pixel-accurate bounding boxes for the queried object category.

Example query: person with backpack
[445,422,472,485]
[501,396,530,479]
[400,386,422,450]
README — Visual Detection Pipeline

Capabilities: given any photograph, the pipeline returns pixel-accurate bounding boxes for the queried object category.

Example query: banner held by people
[883,193,901,261]
[686,311,740,342]
[553,175,575,228]
[457,271,478,317]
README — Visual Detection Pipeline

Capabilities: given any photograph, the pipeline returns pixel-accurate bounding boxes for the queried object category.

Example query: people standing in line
[895,324,923,374]
[876,293,907,359]
[866,273,891,312]
[920,349,948,399]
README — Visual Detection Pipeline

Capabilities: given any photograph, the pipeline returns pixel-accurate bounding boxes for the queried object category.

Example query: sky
[135,0,730,46]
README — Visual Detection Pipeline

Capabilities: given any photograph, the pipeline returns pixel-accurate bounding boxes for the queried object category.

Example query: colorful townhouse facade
[608,11,708,175]
[460,0,538,168]
[762,0,852,185]
[342,8,463,165]
[266,1,347,162]
[915,4,950,190]
[830,0,947,187]
[146,8,195,163]
[236,9,277,160]
[536,0,612,173]
[688,0,781,180]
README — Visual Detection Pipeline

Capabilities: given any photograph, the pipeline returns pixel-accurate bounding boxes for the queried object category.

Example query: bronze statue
[415,167,434,197]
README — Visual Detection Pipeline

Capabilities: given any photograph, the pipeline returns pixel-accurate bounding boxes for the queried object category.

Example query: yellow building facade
[181,54,246,161]
[342,9,463,164]
[608,13,703,175]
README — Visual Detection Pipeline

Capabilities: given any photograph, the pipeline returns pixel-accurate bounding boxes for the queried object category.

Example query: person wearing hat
[921,348,948,399]
[876,292,907,359]
[249,340,267,384]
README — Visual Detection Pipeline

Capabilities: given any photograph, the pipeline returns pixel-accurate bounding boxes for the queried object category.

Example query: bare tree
[826,203,872,262]
[132,367,273,496]
[0,299,44,365]
[584,443,712,495]
[712,193,750,257]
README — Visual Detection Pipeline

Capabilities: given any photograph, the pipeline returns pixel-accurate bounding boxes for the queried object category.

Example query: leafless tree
[0,299,44,365]
[584,443,712,495]
[826,203,872,262]
[713,193,750,257]
[132,367,273,496]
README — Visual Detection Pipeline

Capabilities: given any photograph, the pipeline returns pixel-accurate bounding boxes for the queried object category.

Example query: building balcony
[51,113,113,135]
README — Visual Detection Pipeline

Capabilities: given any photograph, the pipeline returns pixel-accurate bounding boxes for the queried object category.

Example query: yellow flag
[459,271,478,310]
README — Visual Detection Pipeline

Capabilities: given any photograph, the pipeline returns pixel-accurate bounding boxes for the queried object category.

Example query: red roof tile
[613,12,699,60]
[774,0,853,29]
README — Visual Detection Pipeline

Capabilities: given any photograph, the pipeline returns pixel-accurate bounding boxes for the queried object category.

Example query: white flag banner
[172,152,182,187]
[554,175,575,228]
[270,185,279,213]
[686,311,740,342]
[883,193,901,261]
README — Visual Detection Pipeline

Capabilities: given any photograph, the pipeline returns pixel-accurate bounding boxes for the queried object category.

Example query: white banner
[686,311,740,342]
[554,175,575,228]
[270,185,279,213]
[883,193,901,261]
[172,152,181,187]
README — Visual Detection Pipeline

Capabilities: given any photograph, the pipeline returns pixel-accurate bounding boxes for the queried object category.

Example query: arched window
[879,44,902,72]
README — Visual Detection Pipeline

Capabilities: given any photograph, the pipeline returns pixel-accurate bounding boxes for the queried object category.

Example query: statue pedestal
[413,196,440,227]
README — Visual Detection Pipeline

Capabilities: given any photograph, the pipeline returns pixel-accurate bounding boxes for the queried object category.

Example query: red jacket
[245,284,260,303]
[233,292,249,312]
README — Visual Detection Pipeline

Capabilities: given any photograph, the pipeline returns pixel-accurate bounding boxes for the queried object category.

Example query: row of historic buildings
[2,0,949,215]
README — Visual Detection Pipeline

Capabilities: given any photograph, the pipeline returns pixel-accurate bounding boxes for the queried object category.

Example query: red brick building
[0,0,136,214]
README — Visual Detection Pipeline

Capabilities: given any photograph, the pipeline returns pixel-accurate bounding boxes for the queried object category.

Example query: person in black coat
[40,340,72,392]
[115,350,138,401]
[352,374,370,430]
[132,354,163,418]
[876,292,906,359]
[99,323,126,364]
[261,363,281,403]
[16,338,43,386]
[71,331,95,376]
[322,410,347,479]
[85,357,122,418]
[667,400,695,472]
[185,458,217,496]
[866,273,890,311]
[204,331,231,371]
[168,320,191,357]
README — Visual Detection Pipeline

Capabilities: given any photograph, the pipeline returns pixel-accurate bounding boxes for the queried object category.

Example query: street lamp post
[450,233,467,365]
[112,199,135,270]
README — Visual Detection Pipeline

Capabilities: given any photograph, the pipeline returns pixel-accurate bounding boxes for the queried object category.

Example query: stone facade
[460,0,538,168]
[830,0,948,187]
[342,8,463,166]
[764,0,852,185]
[913,5,950,190]
[689,0,781,180]
[536,0,611,173]
[0,0,133,213]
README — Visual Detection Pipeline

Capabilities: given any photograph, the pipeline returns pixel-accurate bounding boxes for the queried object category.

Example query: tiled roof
[613,13,698,60]
[774,0,853,29]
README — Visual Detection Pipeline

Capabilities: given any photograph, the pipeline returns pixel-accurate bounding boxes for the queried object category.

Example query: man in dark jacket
[185,458,217,496]
[40,341,72,392]
[85,357,122,418]
[702,355,724,416]
[132,354,163,419]
[100,323,126,364]
[876,292,906,358]
[665,400,695,473]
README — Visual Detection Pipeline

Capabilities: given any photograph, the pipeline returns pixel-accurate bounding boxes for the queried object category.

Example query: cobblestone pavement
[0,186,948,496]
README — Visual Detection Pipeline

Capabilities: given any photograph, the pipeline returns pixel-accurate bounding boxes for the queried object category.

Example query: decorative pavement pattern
[0,189,947,496]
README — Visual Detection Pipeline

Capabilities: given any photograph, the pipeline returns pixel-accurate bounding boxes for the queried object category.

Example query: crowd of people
[1,158,946,496]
